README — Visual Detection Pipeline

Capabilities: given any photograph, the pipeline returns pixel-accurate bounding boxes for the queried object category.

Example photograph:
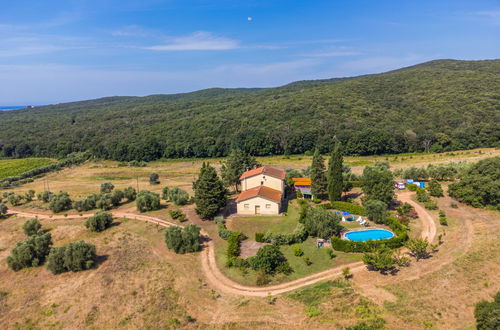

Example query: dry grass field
[0,148,499,329]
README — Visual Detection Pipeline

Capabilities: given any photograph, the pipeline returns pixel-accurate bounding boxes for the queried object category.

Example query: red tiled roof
[239,166,286,180]
[236,186,282,203]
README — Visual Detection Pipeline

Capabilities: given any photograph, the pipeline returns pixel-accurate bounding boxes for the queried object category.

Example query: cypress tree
[221,149,260,192]
[328,143,343,202]
[310,149,328,199]
[193,162,228,219]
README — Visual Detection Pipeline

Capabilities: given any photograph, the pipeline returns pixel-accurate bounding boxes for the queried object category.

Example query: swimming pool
[344,229,394,241]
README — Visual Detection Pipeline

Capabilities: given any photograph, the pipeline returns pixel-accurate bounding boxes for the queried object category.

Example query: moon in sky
[247,16,253,21]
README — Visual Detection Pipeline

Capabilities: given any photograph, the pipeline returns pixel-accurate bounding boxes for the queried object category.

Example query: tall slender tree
[328,143,343,202]
[310,149,328,199]
[220,149,260,192]
[193,162,228,219]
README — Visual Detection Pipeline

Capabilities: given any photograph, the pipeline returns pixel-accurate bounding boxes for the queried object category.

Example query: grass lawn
[214,236,362,286]
[279,238,362,281]
[226,200,302,239]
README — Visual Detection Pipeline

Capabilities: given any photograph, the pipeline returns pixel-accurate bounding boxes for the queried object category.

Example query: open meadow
[0,148,498,329]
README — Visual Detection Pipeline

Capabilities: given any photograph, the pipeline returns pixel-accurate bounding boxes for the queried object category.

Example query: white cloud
[299,51,362,57]
[145,31,239,51]
[337,54,431,75]
[0,60,320,104]
[473,10,500,26]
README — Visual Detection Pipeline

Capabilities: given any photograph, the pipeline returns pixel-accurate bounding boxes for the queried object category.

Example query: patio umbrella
[342,212,351,216]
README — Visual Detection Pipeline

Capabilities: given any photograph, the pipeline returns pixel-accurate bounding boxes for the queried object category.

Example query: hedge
[318,201,366,216]
[331,216,408,253]
[262,223,307,245]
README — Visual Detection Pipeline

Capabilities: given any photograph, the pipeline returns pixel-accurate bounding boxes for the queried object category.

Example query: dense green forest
[0,59,498,161]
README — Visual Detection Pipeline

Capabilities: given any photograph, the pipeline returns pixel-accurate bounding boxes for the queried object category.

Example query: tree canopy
[193,162,228,219]
[328,143,343,202]
[362,164,395,206]
[310,149,328,199]
[0,60,498,161]
[448,157,499,210]
[220,149,260,192]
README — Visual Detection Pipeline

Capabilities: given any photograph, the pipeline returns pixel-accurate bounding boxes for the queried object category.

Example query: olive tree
[23,218,42,236]
[364,199,388,224]
[136,190,161,212]
[47,241,96,274]
[100,182,115,193]
[85,211,113,232]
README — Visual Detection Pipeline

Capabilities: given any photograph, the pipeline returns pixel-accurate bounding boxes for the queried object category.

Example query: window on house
[261,181,264,185]
[244,204,249,209]
[266,204,271,209]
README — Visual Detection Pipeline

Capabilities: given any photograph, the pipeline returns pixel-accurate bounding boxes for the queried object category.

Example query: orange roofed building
[236,166,285,215]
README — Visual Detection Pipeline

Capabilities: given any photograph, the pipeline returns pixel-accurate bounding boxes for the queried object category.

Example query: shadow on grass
[94,254,109,268]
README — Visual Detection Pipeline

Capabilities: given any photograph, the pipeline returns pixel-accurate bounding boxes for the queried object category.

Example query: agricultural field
[0,158,55,180]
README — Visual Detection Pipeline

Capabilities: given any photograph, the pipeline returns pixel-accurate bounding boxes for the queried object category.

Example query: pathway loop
[8,192,437,297]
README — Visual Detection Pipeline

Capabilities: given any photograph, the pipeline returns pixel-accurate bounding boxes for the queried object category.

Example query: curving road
[7,192,437,297]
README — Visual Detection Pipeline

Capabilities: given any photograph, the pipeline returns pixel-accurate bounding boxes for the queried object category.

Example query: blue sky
[0,0,498,104]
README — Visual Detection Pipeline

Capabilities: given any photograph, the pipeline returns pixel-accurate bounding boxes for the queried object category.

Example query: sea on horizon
[0,106,27,111]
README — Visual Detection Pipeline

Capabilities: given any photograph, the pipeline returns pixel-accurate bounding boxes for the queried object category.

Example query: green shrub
[364,199,387,224]
[227,231,244,260]
[85,211,113,232]
[428,179,444,197]
[164,224,201,254]
[38,190,53,203]
[149,173,160,185]
[23,218,42,236]
[405,238,430,261]
[438,210,448,225]
[448,157,499,210]
[296,190,303,198]
[49,191,72,213]
[327,249,336,259]
[299,205,342,239]
[424,200,438,210]
[416,188,430,203]
[169,210,183,219]
[255,232,265,242]
[262,223,307,245]
[474,292,500,330]
[303,256,312,266]
[407,184,418,191]
[319,201,366,216]
[47,241,96,274]
[7,232,52,271]
[362,248,396,273]
[123,186,137,201]
[0,202,8,217]
[250,245,291,274]
[163,186,190,205]
[100,182,114,193]
[293,245,304,256]
[136,190,161,212]
[311,198,321,204]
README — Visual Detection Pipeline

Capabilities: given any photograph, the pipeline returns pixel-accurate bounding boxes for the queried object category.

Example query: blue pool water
[344,229,394,241]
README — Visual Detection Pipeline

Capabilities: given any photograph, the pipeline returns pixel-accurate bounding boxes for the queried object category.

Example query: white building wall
[237,197,280,215]
[241,174,284,192]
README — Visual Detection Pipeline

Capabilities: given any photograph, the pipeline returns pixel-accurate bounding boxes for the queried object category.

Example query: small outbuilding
[292,177,312,198]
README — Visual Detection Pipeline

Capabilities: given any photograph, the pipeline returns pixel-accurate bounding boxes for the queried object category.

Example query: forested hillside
[0,59,498,161]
